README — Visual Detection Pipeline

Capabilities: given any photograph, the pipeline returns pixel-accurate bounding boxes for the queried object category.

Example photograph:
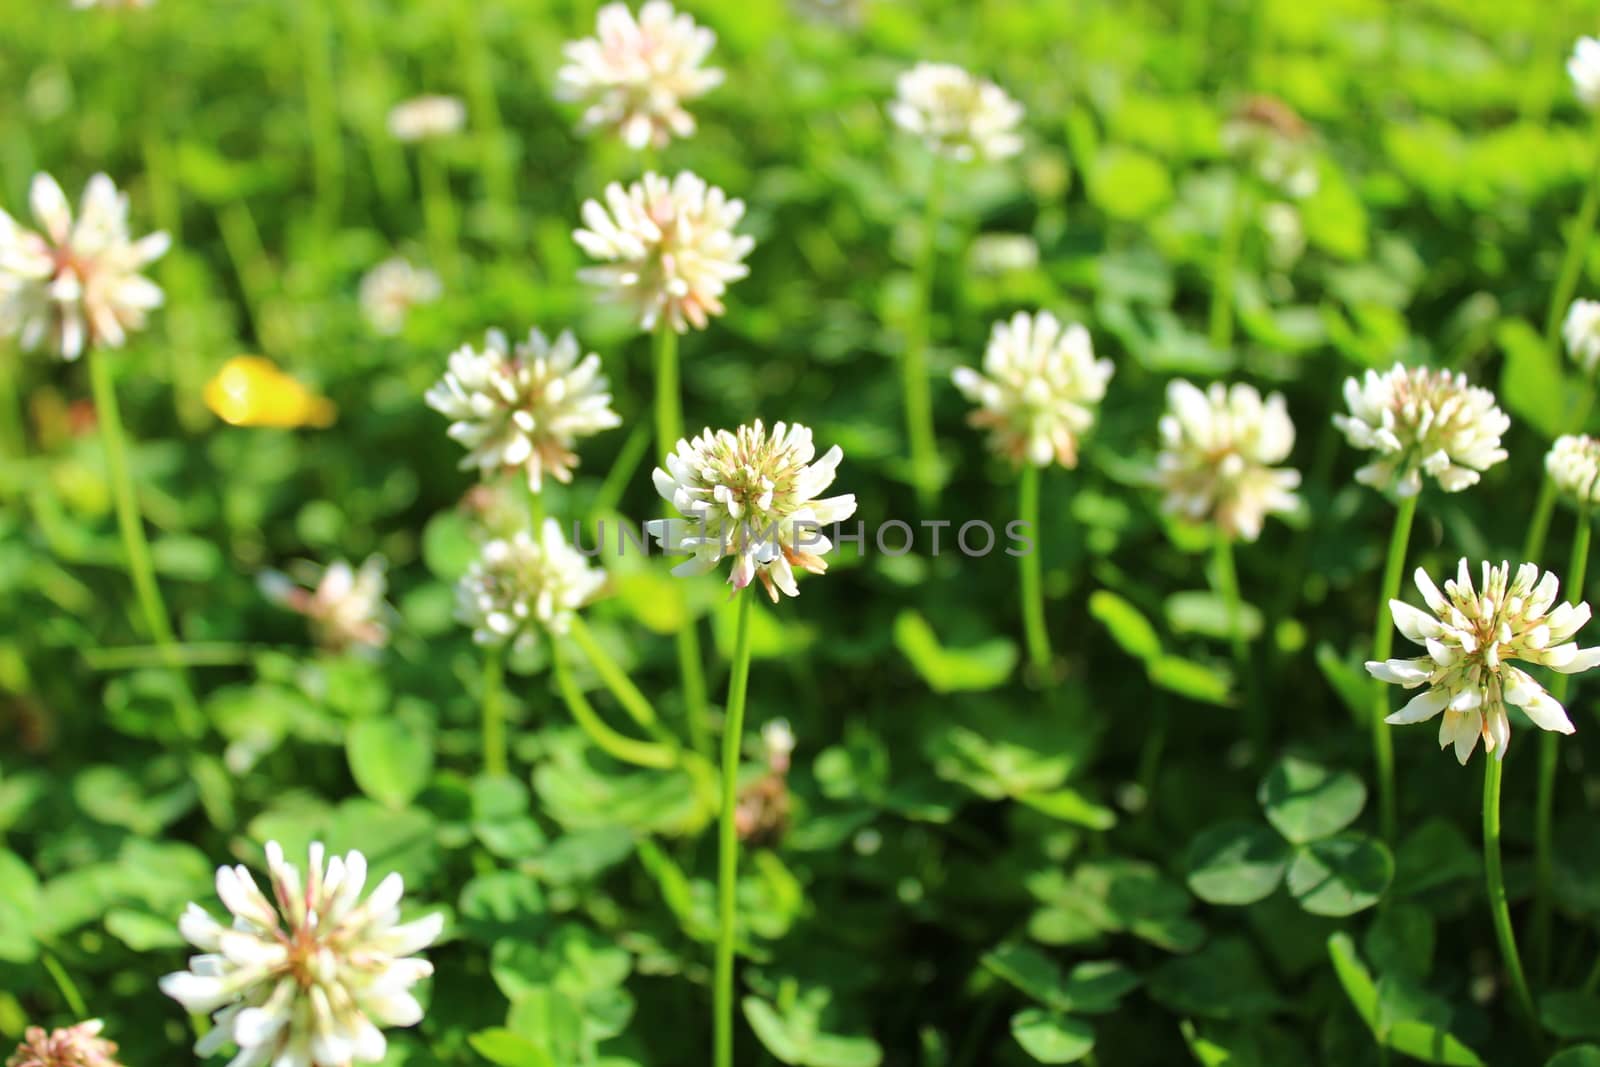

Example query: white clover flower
[761,718,795,773]
[159,841,442,1067]
[387,96,466,142]
[425,328,622,492]
[8,1019,122,1067]
[1548,434,1600,507]
[968,233,1039,275]
[573,171,754,333]
[1221,96,1319,199]
[1156,380,1300,542]
[1564,298,1600,376]
[1369,560,1600,764]
[889,62,1024,163]
[457,518,606,650]
[0,173,168,360]
[556,0,723,150]
[261,557,389,654]
[647,420,857,602]
[1571,37,1600,110]
[952,311,1113,469]
[1332,363,1510,497]
[358,258,440,336]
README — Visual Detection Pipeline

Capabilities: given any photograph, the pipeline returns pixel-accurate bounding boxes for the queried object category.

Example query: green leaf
[1186,820,1290,906]
[1327,933,1485,1065]
[1148,937,1284,1019]
[742,994,884,1067]
[1548,1048,1600,1067]
[981,944,1138,1015]
[346,717,433,809]
[1498,317,1570,440]
[1258,756,1367,844]
[1010,1010,1095,1063]
[458,870,545,943]
[1165,591,1262,642]
[893,610,1018,693]
[1286,834,1392,916]
[1315,642,1372,724]
[422,509,479,581]
[1088,146,1173,221]
[1015,787,1117,830]
[1147,654,1233,706]
[1087,590,1162,661]
[1542,991,1600,1040]
[468,1027,556,1067]
[0,850,39,962]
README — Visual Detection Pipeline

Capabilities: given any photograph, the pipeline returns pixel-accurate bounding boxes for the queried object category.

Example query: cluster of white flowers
[425,328,621,492]
[261,557,390,654]
[574,171,755,333]
[556,0,723,150]
[1564,298,1600,376]
[7,1019,122,1067]
[0,173,168,360]
[1156,380,1300,542]
[387,95,466,142]
[358,257,440,335]
[1547,434,1600,507]
[160,842,442,1067]
[952,311,1113,469]
[1570,36,1600,110]
[457,518,607,649]
[647,420,857,601]
[888,62,1024,163]
[1371,561,1600,764]
[1332,363,1509,498]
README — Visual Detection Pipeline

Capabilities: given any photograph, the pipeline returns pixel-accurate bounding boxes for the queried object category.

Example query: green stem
[653,323,711,759]
[567,613,663,735]
[714,592,755,1067]
[1484,755,1545,1052]
[1524,480,1559,564]
[1212,534,1262,756]
[1017,464,1052,678]
[453,1,518,247]
[1534,505,1591,979]
[903,161,944,511]
[1210,176,1248,352]
[40,951,88,1019]
[553,644,676,770]
[1,348,23,463]
[418,149,459,281]
[482,643,507,777]
[297,0,343,233]
[88,348,203,739]
[587,420,652,523]
[1545,131,1600,358]
[1584,947,1600,996]
[1369,494,1418,844]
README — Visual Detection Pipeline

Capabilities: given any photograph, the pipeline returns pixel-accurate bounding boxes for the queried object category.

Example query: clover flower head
[425,328,622,492]
[1369,560,1600,764]
[1221,95,1319,199]
[953,311,1113,469]
[573,171,754,333]
[262,556,389,654]
[0,173,168,360]
[556,0,723,150]
[7,1020,122,1067]
[1332,363,1509,498]
[968,233,1039,276]
[1571,36,1600,110]
[1547,434,1600,507]
[159,841,442,1067]
[646,420,857,602]
[359,258,440,336]
[1156,379,1300,542]
[457,519,606,649]
[1564,298,1600,376]
[889,62,1024,163]
[761,718,795,773]
[387,96,465,142]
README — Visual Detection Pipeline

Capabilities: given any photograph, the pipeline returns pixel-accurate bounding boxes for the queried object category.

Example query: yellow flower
[203,356,336,429]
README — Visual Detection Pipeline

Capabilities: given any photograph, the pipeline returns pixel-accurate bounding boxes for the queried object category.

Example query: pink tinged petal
[29,173,72,244]
[1386,686,1449,724]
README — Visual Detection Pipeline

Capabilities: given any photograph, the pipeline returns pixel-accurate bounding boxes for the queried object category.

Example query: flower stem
[1524,479,1559,564]
[714,592,755,1067]
[1209,174,1248,352]
[553,645,677,770]
[1484,754,1544,1052]
[418,148,459,281]
[567,613,667,740]
[1017,464,1052,679]
[1211,534,1263,756]
[88,348,203,739]
[653,323,712,759]
[1369,493,1417,844]
[40,951,88,1018]
[482,643,507,778]
[1533,504,1591,979]
[1,346,24,464]
[1545,129,1600,358]
[903,160,944,511]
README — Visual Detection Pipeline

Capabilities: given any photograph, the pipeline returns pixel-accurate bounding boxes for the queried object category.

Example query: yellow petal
[204,356,336,429]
